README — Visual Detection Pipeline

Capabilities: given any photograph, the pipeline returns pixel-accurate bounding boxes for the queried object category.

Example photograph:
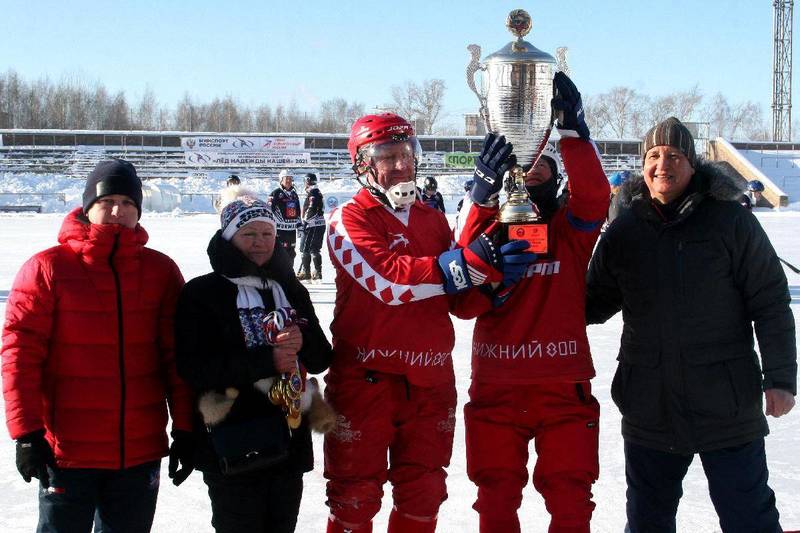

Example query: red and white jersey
[327,189,455,386]
[457,137,611,385]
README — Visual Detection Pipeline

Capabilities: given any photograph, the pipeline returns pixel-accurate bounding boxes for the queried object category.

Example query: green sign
[445,152,479,168]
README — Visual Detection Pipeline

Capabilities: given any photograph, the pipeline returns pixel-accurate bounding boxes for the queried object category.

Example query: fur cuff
[305,377,337,434]
[198,377,336,433]
[198,388,240,426]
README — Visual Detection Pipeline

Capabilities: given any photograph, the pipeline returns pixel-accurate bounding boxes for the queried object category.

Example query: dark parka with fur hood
[175,233,332,474]
[586,160,796,454]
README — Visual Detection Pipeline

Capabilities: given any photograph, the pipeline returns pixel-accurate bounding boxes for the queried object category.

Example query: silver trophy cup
[467,9,568,253]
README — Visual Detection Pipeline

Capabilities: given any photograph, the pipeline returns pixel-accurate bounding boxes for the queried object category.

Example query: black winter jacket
[175,232,333,473]
[302,187,325,221]
[586,161,796,454]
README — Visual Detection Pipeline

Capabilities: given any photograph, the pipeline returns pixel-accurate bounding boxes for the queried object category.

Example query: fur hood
[615,159,745,210]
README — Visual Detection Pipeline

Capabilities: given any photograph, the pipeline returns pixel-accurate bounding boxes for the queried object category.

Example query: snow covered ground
[740,149,800,203]
[0,208,798,532]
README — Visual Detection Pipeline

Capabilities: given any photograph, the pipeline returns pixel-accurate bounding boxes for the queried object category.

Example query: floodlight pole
[773,1,793,141]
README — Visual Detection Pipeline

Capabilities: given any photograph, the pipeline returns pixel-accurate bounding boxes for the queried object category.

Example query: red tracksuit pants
[324,368,457,528]
[465,380,600,533]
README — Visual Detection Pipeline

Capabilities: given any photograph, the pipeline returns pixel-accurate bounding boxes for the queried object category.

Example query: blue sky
[1,0,787,130]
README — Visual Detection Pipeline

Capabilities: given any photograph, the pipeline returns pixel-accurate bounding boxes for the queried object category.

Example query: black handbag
[207,408,291,475]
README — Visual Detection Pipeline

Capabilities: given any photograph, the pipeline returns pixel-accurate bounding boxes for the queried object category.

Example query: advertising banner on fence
[445,152,479,168]
[420,153,445,166]
[185,151,312,166]
[181,136,305,152]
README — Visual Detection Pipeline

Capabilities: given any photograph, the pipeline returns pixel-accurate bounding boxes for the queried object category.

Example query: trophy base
[507,222,549,255]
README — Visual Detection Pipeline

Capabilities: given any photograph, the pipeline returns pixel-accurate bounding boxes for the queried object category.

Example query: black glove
[552,72,590,140]
[470,133,517,206]
[16,429,55,488]
[167,430,195,486]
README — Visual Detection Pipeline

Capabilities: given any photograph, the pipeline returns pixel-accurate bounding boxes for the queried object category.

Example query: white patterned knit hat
[220,194,275,241]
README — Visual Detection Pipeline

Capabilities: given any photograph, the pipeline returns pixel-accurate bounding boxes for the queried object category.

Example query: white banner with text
[181,136,305,152]
[185,151,312,166]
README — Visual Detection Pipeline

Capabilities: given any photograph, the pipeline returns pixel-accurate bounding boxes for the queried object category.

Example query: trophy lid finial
[506,9,532,39]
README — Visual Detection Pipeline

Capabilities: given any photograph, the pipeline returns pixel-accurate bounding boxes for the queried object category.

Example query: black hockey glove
[439,224,537,294]
[16,429,55,488]
[167,430,195,486]
[470,133,517,206]
[552,72,590,140]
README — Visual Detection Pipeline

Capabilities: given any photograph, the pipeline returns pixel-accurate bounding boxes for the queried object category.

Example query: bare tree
[390,82,416,123]
[728,101,766,141]
[274,104,286,131]
[135,87,158,130]
[47,83,69,129]
[0,74,7,127]
[388,79,446,134]
[174,93,196,131]
[414,79,446,134]
[68,81,91,130]
[220,95,241,132]
[583,94,610,138]
[597,86,643,138]
[701,93,767,141]
[106,91,130,129]
[646,85,703,131]
[0,68,775,140]
[254,104,273,132]
[319,98,364,132]
[156,106,172,131]
[673,85,703,122]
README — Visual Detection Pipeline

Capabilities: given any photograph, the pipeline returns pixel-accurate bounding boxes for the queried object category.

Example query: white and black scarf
[224,275,292,349]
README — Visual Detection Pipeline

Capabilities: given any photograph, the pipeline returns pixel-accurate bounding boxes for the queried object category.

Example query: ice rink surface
[0,211,798,532]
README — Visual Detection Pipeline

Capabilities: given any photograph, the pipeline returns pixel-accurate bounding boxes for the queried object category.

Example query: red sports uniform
[456,137,610,533]
[325,188,457,531]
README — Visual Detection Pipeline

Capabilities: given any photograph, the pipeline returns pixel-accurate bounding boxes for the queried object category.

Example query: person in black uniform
[738,179,765,210]
[456,179,474,213]
[270,170,302,269]
[420,176,445,213]
[297,173,326,281]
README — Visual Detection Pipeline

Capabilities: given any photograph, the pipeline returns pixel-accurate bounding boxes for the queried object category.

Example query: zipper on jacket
[109,233,126,469]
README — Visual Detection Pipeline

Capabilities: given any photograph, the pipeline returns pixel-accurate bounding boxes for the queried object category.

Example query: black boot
[297,253,312,280]
[311,252,322,280]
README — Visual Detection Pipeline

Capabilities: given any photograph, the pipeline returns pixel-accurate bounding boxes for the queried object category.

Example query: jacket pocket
[611,344,666,429]
[683,344,762,422]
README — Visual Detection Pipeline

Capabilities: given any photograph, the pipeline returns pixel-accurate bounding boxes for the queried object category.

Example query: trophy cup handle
[466,44,490,131]
[555,46,570,76]
[525,46,570,175]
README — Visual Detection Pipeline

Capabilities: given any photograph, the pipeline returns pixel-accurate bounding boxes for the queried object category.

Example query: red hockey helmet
[347,113,416,164]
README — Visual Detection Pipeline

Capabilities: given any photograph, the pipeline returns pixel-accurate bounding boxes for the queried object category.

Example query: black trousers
[203,469,304,533]
[298,225,325,273]
[37,460,160,533]
[276,230,297,265]
[624,439,781,533]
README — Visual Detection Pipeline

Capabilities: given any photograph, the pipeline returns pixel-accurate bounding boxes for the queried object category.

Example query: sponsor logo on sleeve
[449,260,468,290]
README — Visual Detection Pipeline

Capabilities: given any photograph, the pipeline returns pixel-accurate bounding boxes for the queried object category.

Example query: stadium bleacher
[0,129,643,181]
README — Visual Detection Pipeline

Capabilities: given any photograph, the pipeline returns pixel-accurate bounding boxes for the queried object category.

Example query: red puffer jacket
[2,208,193,469]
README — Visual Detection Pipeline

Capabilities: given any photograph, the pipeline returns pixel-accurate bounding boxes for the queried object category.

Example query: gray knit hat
[642,117,696,167]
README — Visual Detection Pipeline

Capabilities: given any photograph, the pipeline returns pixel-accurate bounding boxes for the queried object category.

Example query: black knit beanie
[82,160,143,217]
[642,117,696,167]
